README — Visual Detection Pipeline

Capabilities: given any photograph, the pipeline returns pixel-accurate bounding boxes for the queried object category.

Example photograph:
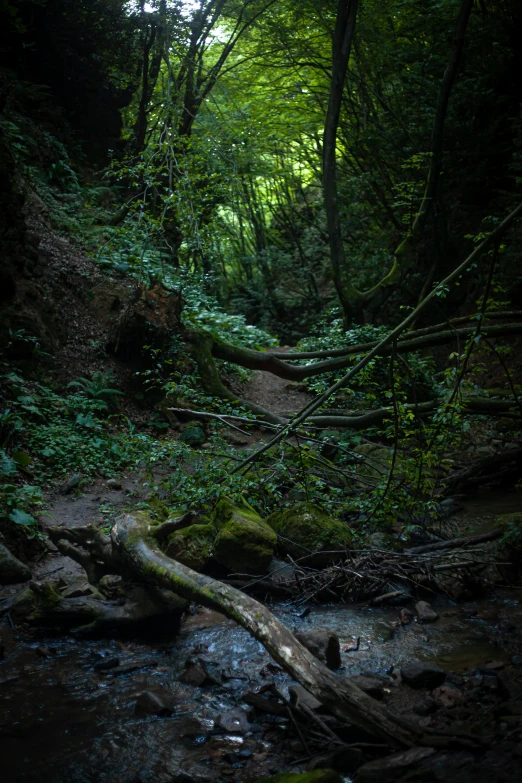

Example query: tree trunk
[363,0,475,317]
[323,0,362,324]
[322,0,474,323]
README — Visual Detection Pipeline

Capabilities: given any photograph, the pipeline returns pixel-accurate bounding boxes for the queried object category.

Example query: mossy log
[48,514,481,751]
[209,323,522,382]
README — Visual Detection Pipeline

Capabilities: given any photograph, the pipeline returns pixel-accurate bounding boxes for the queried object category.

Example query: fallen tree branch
[229,200,522,475]
[209,322,522,381]
[48,514,481,750]
[154,511,197,543]
[442,447,522,488]
[171,398,520,438]
[406,528,503,555]
[306,397,521,429]
[273,310,522,361]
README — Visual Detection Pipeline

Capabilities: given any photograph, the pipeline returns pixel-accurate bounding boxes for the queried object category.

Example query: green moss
[255,771,342,783]
[497,512,522,528]
[214,515,276,575]
[32,582,62,608]
[212,496,268,529]
[354,443,395,478]
[179,423,206,447]
[164,523,215,571]
[120,511,159,547]
[266,502,352,566]
[10,581,62,622]
[210,497,276,574]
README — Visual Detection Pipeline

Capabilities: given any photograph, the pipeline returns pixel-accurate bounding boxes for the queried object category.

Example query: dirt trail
[242,346,313,415]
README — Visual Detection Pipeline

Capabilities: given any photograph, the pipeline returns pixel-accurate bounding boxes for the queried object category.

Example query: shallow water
[2,488,522,781]
[2,587,522,782]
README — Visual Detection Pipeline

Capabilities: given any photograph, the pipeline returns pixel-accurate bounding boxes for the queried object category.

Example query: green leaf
[9,508,37,526]
[76,413,97,428]
[0,451,17,476]
[12,450,32,467]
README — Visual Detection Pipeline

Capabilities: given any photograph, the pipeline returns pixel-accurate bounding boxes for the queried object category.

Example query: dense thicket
[2,0,522,338]
[2,0,522,532]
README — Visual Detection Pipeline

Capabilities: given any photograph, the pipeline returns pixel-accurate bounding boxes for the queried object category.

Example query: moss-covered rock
[179,422,206,447]
[497,512,522,532]
[255,771,342,783]
[266,502,352,566]
[10,581,62,622]
[354,443,394,478]
[212,497,276,574]
[164,523,215,571]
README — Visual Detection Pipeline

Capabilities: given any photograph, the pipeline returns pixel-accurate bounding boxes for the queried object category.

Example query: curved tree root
[49,515,483,752]
[184,329,286,425]
[184,329,520,431]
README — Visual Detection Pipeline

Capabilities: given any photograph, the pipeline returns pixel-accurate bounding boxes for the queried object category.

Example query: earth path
[242,345,314,415]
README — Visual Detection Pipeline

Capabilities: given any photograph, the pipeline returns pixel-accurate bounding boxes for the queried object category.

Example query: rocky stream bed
[2,487,522,782]
[2,369,522,783]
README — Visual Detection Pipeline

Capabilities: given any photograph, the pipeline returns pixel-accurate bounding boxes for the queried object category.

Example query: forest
[1,0,522,781]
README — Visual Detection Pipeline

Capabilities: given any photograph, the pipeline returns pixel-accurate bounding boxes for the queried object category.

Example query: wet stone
[432,685,466,709]
[216,707,251,734]
[347,674,385,701]
[482,675,500,692]
[179,660,215,686]
[93,656,120,671]
[399,608,414,625]
[60,474,82,494]
[415,600,439,623]
[106,478,122,490]
[225,747,253,764]
[389,667,402,684]
[482,660,505,671]
[294,628,341,670]
[134,690,172,717]
[61,580,98,599]
[401,662,446,690]
[98,574,124,594]
[446,673,464,687]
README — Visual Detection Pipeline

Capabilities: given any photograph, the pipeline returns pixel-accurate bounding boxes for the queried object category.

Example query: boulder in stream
[401,662,446,690]
[294,627,341,670]
[415,600,439,623]
[266,503,352,566]
[346,674,385,700]
[164,523,215,572]
[212,497,276,574]
[134,690,173,717]
[215,706,251,734]
[0,543,31,584]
